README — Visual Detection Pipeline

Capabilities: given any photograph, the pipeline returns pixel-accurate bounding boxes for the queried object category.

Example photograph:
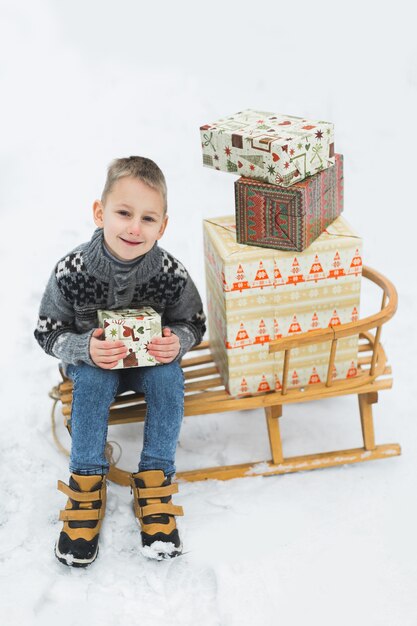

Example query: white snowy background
[1,1,416,624]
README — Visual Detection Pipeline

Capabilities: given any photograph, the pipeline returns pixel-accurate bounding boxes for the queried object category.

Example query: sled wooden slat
[184,376,223,392]
[183,365,218,380]
[326,338,338,387]
[62,405,71,418]
[50,266,400,485]
[281,349,290,395]
[180,353,214,367]
[112,394,146,408]
[108,405,147,423]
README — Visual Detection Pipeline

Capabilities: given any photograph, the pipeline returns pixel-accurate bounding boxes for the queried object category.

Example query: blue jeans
[66,361,184,477]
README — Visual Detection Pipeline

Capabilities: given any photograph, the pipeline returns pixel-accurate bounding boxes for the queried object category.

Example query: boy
[35,156,206,566]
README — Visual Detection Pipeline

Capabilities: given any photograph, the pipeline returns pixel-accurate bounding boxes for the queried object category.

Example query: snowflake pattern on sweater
[34,229,206,366]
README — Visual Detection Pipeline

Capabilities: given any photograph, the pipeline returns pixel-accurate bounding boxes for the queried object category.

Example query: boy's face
[93,176,168,261]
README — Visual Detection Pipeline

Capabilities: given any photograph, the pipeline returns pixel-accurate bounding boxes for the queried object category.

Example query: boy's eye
[117,210,130,217]
[143,216,156,222]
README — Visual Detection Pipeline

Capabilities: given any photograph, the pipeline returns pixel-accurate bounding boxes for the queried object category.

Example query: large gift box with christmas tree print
[97,308,162,369]
[200,109,335,187]
[204,215,362,397]
[235,154,344,252]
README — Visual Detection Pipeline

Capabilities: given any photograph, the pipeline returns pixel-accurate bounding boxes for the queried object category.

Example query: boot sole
[141,543,183,560]
[134,517,182,560]
[54,542,99,568]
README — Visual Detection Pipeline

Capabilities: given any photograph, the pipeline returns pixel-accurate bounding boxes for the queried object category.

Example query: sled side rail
[268,266,398,395]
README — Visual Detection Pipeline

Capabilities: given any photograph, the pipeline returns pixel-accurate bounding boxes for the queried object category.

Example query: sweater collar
[83,228,163,283]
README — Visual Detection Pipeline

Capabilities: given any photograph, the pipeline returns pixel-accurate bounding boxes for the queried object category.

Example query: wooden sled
[50,265,400,485]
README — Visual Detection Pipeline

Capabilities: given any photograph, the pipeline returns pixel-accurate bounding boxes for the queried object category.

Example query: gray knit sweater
[34,228,206,367]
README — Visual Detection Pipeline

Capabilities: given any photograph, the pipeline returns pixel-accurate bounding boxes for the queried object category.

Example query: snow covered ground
[1,1,416,624]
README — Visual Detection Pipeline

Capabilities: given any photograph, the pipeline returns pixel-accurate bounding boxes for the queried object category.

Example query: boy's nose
[128,222,142,236]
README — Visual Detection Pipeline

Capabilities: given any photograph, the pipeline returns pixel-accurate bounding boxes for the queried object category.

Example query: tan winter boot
[130,469,183,560]
[55,473,107,567]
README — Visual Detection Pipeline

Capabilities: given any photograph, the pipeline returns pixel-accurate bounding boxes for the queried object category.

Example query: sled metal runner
[50,266,400,484]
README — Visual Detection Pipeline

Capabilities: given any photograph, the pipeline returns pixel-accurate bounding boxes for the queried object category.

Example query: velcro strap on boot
[57,480,104,502]
[137,484,178,499]
[140,503,184,518]
[59,509,103,522]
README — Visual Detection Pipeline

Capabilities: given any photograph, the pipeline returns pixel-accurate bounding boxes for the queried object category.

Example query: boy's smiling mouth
[120,237,142,246]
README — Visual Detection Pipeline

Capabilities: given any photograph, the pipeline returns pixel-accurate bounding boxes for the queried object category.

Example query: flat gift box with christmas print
[204,215,362,398]
[235,154,344,252]
[200,109,335,187]
[97,308,162,369]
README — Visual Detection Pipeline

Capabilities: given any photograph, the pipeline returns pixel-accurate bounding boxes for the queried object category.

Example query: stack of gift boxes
[200,109,362,397]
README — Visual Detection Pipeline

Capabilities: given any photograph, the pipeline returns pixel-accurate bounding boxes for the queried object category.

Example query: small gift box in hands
[97,308,162,369]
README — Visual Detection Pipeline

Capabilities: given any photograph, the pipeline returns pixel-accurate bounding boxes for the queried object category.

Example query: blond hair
[101,156,167,213]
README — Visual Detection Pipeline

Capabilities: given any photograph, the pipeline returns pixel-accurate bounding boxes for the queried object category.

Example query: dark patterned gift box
[234,154,343,252]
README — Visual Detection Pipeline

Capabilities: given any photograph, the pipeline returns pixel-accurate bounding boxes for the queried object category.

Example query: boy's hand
[147,327,180,363]
[89,328,128,369]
